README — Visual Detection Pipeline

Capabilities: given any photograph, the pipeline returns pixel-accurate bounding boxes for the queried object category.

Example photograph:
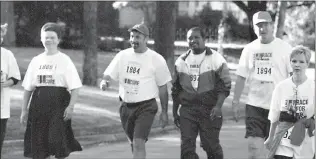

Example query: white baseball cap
[252,11,272,25]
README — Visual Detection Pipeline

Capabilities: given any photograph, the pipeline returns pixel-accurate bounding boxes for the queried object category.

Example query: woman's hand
[64,105,74,121]
[264,137,273,150]
[20,110,28,126]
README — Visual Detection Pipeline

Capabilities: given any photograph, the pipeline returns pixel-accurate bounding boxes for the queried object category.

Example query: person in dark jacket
[172,27,231,159]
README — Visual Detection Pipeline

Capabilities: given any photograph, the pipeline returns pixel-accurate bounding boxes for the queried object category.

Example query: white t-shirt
[22,52,82,91]
[103,48,172,103]
[185,51,206,90]
[236,38,292,109]
[268,77,315,155]
[1,47,21,119]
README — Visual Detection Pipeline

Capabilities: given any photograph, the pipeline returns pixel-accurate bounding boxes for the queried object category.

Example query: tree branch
[232,1,249,13]
[287,1,314,9]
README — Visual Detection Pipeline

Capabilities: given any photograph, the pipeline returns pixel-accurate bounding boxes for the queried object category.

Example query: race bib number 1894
[253,53,273,81]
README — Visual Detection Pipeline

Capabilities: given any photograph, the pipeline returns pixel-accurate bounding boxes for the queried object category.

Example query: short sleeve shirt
[268,77,315,150]
[1,47,21,118]
[103,48,172,103]
[236,38,292,109]
[22,52,82,91]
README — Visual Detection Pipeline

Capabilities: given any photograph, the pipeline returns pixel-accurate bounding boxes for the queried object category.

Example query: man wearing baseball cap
[100,23,171,159]
[232,11,293,159]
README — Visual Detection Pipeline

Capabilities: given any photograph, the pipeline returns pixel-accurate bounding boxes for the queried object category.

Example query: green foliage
[175,5,251,43]
[224,11,251,43]
[284,2,315,50]
[198,5,223,28]
[14,1,119,48]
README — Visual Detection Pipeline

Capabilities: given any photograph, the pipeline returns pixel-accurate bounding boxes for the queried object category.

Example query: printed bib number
[280,126,293,147]
[37,64,56,85]
[126,62,141,75]
[37,74,55,85]
[253,53,273,81]
[123,78,140,95]
[189,66,199,89]
[190,74,199,82]
[283,129,292,140]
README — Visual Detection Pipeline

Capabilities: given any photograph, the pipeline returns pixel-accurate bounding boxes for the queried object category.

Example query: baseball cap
[128,23,149,36]
[252,11,272,25]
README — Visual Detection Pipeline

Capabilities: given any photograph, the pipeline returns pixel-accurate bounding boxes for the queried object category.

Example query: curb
[78,125,179,149]
[77,115,246,149]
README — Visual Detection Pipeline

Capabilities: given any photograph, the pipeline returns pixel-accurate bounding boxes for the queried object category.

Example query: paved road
[2,120,248,159]
[66,120,248,159]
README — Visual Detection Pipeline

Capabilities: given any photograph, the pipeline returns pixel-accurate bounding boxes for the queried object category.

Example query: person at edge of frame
[264,45,315,159]
[1,22,21,156]
[231,11,293,159]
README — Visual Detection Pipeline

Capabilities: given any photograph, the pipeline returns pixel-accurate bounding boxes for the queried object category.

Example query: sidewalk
[2,71,248,156]
[2,120,248,159]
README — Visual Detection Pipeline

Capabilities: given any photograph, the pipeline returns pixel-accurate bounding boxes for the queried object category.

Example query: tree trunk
[274,1,287,38]
[217,2,228,55]
[233,1,267,41]
[154,1,177,74]
[1,1,15,46]
[83,1,98,86]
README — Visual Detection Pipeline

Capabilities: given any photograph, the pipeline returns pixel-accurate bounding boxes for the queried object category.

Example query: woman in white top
[1,23,21,154]
[264,45,315,159]
[20,22,83,159]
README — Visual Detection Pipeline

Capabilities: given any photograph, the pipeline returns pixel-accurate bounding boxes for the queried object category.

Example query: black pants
[179,105,223,159]
[0,118,8,153]
[274,155,293,159]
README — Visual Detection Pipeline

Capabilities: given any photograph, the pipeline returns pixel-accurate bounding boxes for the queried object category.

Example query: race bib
[253,53,273,81]
[123,78,140,95]
[189,64,200,90]
[37,64,56,85]
[37,74,55,85]
[126,62,141,75]
[280,126,293,147]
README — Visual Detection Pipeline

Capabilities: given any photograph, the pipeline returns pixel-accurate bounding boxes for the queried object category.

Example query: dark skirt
[24,86,82,158]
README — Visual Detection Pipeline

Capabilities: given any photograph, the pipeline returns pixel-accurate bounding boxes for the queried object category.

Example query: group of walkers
[1,11,314,159]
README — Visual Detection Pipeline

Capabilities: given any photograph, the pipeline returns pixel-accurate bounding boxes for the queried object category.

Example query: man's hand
[64,105,74,121]
[232,100,240,122]
[100,80,109,91]
[159,112,168,129]
[210,106,222,121]
[173,113,180,128]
